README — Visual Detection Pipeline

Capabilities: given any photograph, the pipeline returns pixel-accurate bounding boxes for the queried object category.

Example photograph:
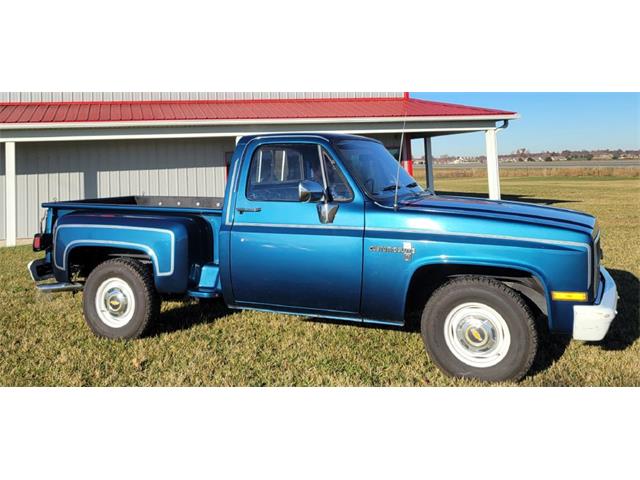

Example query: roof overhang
[0,113,519,131]
[0,117,514,143]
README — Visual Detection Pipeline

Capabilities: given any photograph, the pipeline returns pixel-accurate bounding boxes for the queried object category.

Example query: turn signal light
[551,291,588,302]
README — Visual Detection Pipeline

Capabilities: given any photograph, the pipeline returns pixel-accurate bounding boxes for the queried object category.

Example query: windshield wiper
[401,190,433,205]
[380,182,418,193]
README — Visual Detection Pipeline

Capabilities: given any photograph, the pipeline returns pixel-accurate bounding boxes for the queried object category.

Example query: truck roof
[239,133,380,144]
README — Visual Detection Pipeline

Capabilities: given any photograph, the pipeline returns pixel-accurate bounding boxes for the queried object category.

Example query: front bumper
[573,267,618,341]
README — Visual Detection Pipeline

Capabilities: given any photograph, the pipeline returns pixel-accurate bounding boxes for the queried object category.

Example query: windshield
[334,139,424,200]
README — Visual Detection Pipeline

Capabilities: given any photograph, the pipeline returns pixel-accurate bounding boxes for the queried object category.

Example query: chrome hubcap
[104,288,128,316]
[444,302,511,368]
[95,278,135,328]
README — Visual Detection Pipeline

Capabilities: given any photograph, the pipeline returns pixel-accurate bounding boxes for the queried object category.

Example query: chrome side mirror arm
[298,180,339,224]
[317,202,339,224]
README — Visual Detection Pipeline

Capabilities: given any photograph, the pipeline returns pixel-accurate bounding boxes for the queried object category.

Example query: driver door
[230,141,364,315]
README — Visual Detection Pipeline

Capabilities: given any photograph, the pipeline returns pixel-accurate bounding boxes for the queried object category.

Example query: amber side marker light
[551,291,588,302]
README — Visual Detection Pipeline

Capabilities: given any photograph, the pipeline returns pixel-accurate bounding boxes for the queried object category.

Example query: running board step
[187,288,221,299]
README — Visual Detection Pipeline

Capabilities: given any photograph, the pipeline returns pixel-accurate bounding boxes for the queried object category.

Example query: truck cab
[28,133,619,382]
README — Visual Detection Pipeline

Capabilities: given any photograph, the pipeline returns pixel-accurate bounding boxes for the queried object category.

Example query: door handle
[236,207,262,214]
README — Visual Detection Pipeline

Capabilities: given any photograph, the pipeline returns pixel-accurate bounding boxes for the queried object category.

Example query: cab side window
[247,144,322,202]
[247,143,353,202]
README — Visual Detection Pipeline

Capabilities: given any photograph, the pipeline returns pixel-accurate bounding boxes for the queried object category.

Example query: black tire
[421,276,537,382]
[83,258,160,339]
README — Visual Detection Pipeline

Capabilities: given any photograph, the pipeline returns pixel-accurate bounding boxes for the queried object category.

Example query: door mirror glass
[298,180,325,203]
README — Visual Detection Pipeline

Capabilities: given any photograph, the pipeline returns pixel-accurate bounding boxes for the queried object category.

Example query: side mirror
[298,180,325,203]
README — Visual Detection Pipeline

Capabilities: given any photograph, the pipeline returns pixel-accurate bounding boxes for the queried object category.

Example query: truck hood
[387,194,596,232]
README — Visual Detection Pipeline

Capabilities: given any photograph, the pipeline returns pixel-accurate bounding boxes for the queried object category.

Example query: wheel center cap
[456,316,497,353]
[465,325,489,347]
[104,288,128,316]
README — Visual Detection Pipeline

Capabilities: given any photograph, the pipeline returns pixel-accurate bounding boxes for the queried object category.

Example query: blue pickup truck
[28,133,619,382]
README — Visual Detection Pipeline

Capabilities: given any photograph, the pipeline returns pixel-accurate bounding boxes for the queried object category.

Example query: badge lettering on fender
[369,242,416,262]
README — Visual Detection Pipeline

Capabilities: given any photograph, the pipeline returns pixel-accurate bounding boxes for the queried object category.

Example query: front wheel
[421,276,537,382]
[83,258,160,339]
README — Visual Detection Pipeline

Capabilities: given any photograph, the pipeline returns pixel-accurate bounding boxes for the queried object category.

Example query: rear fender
[52,213,210,293]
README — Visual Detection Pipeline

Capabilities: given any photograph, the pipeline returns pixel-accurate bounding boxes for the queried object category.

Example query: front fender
[361,235,590,333]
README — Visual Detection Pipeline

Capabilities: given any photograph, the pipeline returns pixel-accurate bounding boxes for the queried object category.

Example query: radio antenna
[393,102,409,211]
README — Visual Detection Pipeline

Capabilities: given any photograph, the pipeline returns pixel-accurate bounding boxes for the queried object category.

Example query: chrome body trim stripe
[366,226,589,250]
[53,224,175,276]
[233,222,363,231]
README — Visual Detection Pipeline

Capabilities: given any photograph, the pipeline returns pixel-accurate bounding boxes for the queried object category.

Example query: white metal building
[0,92,517,245]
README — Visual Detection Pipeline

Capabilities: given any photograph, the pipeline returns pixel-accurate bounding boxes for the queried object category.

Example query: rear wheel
[421,276,537,382]
[83,258,160,339]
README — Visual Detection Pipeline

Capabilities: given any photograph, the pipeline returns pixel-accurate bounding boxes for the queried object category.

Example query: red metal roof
[0,97,516,125]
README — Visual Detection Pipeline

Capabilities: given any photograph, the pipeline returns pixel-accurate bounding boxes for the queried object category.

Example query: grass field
[1,175,638,386]
[431,165,640,178]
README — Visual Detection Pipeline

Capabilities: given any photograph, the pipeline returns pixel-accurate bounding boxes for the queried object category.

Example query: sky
[410,92,640,157]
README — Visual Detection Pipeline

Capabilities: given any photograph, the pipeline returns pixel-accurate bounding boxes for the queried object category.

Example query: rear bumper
[573,267,618,341]
[28,259,82,293]
[28,258,53,282]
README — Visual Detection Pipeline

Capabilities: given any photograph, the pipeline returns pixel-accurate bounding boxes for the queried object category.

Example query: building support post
[424,136,434,192]
[485,128,501,200]
[5,142,17,246]
[401,134,413,176]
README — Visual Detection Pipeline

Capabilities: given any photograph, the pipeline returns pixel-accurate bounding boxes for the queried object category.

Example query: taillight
[32,233,51,252]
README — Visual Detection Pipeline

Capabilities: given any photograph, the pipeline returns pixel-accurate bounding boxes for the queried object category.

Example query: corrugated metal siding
[7,138,233,239]
[0,92,403,103]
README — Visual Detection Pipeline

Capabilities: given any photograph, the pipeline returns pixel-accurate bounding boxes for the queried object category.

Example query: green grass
[1,175,638,386]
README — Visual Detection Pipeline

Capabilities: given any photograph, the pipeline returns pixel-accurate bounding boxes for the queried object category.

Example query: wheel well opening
[405,264,547,330]
[67,246,153,281]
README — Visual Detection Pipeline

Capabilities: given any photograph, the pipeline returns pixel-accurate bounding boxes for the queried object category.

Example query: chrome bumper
[28,259,82,293]
[573,267,619,341]
[28,258,53,282]
[36,282,83,293]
